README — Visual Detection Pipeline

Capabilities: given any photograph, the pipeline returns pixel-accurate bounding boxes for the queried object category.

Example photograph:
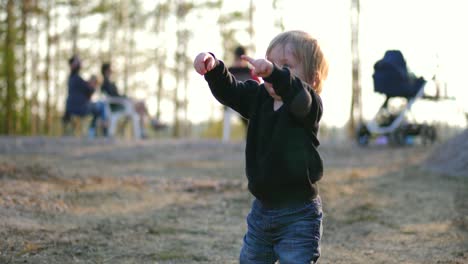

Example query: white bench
[102,96,142,139]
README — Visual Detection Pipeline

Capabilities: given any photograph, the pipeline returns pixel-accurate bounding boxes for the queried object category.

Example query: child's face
[265,43,305,100]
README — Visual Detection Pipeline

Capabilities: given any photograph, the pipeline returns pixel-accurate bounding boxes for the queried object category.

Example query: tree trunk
[107,0,116,61]
[3,0,17,134]
[53,0,62,135]
[121,0,130,95]
[30,15,41,135]
[155,54,165,120]
[127,13,136,97]
[349,0,362,137]
[172,2,184,138]
[172,0,194,138]
[44,0,52,134]
[248,0,255,53]
[20,0,32,134]
[272,0,285,32]
[182,33,189,137]
[153,1,171,121]
[69,0,80,54]
[172,47,181,138]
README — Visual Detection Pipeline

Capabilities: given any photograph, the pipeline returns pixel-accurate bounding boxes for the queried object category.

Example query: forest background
[1,0,467,139]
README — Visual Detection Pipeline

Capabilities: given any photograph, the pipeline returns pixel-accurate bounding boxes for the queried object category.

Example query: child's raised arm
[193,52,216,75]
[241,55,273,78]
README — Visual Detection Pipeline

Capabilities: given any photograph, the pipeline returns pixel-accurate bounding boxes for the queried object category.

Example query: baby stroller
[356,50,437,146]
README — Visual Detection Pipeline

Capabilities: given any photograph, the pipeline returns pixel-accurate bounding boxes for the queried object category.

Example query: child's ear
[311,72,319,88]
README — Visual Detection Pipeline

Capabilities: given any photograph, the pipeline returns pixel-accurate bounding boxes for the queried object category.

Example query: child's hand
[241,55,273,78]
[193,52,216,75]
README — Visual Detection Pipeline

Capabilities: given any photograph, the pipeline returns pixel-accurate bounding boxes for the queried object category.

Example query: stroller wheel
[356,123,370,146]
[421,125,437,145]
[358,135,370,146]
[389,128,406,146]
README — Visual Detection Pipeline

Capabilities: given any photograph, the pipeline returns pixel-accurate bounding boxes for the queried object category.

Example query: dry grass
[0,137,467,263]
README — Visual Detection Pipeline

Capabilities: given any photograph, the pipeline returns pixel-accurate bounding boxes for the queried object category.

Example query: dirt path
[0,137,467,263]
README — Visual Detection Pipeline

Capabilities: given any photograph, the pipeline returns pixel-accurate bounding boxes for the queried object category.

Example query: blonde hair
[266,30,329,94]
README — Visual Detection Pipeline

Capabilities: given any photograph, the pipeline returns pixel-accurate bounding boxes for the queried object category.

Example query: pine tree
[3,0,17,134]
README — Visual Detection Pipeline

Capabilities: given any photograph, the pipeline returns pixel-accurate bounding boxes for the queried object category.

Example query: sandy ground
[0,136,467,264]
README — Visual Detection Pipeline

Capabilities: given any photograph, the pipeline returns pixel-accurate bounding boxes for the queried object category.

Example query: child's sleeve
[204,59,259,120]
[263,64,323,127]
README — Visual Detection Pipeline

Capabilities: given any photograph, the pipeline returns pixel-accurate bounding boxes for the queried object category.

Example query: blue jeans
[240,197,323,264]
[88,101,107,129]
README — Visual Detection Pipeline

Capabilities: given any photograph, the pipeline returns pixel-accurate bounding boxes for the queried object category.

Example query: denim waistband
[253,196,322,214]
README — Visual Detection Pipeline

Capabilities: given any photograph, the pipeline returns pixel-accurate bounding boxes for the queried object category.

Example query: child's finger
[193,53,214,75]
[193,60,204,74]
[194,54,204,74]
[262,63,271,74]
[241,55,255,65]
[204,56,215,71]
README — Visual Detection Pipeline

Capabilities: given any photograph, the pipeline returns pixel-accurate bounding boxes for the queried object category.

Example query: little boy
[194,30,328,263]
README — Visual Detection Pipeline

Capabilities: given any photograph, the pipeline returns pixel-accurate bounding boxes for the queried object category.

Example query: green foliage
[0,45,4,76]
[176,2,194,17]
[200,118,246,140]
[55,0,70,6]
[195,0,222,10]
[88,0,113,15]
[200,119,223,139]
[0,21,4,37]
[97,19,109,36]
[218,11,247,24]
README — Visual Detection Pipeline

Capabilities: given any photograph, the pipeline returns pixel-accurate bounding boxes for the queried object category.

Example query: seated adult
[64,55,107,138]
[228,46,260,82]
[101,63,165,137]
[226,46,260,132]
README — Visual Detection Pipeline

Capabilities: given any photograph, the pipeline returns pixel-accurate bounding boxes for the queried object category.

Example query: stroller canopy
[373,50,425,98]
